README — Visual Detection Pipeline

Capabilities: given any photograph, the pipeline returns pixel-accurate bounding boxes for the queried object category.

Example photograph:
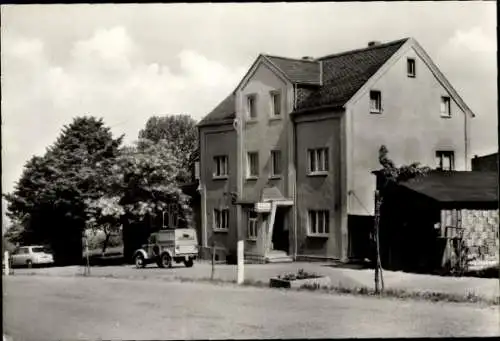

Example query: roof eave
[197,118,235,128]
[291,103,346,116]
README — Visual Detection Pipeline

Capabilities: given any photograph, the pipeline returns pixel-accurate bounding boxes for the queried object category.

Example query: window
[436,151,454,171]
[214,209,229,231]
[162,203,179,229]
[370,91,382,113]
[407,58,416,77]
[308,148,329,174]
[440,96,451,117]
[270,91,281,117]
[247,210,258,240]
[213,155,228,177]
[308,210,329,236]
[247,94,257,119]
[247,152,259,178]
[270,150,282,177]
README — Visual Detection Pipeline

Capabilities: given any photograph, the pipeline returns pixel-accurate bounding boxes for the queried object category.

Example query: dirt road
[3,275,499,340]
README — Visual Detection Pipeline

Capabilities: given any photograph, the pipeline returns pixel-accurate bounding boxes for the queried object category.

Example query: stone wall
[460,209,499,261]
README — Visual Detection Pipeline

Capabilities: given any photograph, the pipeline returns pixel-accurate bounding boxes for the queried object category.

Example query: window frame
[407,58,416,78]
[270,90,282,118]
[246,151,259,179]
[307,148,329,175]
[247,210,258,241]
[440,96,451,118]
[435,151,455,171]
[213,155,228,179]
[213,208,229,232]
[369,90,382,114]
[270,149,282,178]
[307,210,330,237]
[246,94,257,119]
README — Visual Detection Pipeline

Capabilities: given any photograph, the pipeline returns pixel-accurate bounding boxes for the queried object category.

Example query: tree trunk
[101,233,111,254]
[374,191,384,293]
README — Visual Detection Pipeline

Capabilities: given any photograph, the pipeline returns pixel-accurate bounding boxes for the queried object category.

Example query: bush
[277,268,320,281]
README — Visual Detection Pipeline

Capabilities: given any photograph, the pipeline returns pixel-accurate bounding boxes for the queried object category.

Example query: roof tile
[264,55,321,85]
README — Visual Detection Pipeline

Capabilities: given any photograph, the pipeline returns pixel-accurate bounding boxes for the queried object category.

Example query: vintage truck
[133,228,198,268]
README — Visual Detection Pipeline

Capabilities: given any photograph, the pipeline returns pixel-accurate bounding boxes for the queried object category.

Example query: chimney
[301,56,315,61]
[368,41,381,47]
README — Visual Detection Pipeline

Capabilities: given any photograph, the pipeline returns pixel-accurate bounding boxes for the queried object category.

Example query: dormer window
[407,58,416,77]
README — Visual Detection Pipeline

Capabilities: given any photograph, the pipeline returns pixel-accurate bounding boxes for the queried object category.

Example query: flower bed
[269,269,331,289]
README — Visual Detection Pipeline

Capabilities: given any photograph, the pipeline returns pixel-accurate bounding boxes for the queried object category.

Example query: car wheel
[159,253,172,268]
[26,260,32,268]
[134,254,146,268]
[184,258,194,268]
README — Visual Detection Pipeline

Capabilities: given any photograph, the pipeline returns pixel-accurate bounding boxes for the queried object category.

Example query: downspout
[198,127,208,248]
[293,83,298,260]
[464,111,469,171]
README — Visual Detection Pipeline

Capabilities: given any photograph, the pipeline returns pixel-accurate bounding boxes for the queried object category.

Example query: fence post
[84,236,90,276]
[4,251,9,276]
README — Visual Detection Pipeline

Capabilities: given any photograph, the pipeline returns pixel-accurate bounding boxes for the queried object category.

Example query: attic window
[407,58,416,77]
[270,91,281,117]
[440,96,451,117]
[370,91,382,113]
[247,94,257,119]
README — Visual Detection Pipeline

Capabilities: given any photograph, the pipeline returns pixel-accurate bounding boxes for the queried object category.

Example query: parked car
[133,228,198,268]
[10,246,54,268]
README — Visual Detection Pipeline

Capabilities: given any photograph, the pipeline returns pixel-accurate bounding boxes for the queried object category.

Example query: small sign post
[4,251,9,276]
[237,240,244,284]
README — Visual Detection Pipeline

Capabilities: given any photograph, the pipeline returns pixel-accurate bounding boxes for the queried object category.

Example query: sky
[1,2,497,226]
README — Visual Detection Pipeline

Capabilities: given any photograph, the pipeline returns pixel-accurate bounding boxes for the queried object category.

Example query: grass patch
[297,282,499,305]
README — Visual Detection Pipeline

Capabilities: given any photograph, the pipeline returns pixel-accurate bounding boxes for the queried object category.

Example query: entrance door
[271,207,289,253]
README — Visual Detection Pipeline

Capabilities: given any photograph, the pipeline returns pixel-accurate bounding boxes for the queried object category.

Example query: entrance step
[265,251,293,263]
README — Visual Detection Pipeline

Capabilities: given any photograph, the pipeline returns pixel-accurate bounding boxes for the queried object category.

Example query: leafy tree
[4,116,123,264]
[378,145,431,185]
[85,139,193,260]
[138,114,198,183]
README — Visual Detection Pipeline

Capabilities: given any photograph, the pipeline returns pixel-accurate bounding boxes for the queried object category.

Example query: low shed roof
[399,171,498,209]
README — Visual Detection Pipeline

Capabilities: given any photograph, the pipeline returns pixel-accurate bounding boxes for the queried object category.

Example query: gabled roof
[399,171,498,208]
[263,55,321,85]
[295,38,408,111]
[197,93,236,127]
[198,37,474,126]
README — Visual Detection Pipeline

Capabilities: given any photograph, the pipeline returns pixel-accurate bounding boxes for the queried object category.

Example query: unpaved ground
[10,261,499,300]
[3,275,499,340]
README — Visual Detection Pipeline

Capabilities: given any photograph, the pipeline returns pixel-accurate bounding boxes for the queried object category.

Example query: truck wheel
[184,258,194,268]
[158,253,172,268]
[134,254,146,268]
[26,260,33,268]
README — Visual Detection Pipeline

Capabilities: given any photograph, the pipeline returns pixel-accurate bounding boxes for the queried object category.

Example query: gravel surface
[10,261,500,300]
[3,275,499,340]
